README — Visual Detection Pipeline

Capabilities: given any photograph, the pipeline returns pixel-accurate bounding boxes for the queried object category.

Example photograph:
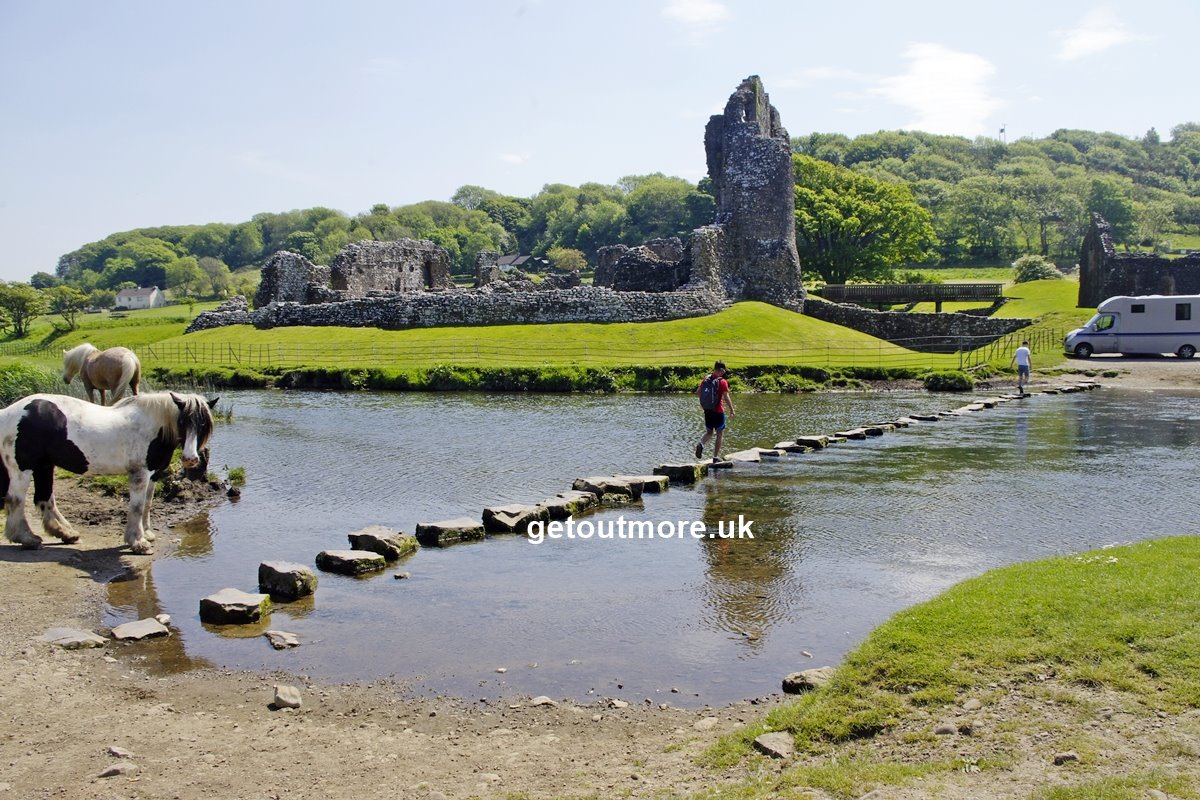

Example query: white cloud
[499,152,530,165]
[661,0,729,26]
[1055,8,1147,61]
[661,0,729,43]
[872,43,1003,137]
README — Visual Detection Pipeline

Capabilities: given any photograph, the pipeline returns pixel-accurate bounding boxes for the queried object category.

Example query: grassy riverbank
[699,537,1200,799]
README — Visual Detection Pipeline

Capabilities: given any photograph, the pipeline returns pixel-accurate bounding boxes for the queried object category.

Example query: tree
[47,285,89,330]
[164,256,205,298]
[947,175,1015,258]
[88,288,116,310]
[546,246,587,272]
[792,155,936,284]
[30,271,61,289]
[1088,176,1137,244]
[224,222,264,267]
[198,256,233,297]
[0,282,49,337]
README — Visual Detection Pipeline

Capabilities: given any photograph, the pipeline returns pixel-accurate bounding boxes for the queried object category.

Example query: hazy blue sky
[1,0,1196,281]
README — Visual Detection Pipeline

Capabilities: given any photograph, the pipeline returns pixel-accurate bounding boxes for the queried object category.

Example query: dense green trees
[793,155,936,284]
[793,123,1199,265]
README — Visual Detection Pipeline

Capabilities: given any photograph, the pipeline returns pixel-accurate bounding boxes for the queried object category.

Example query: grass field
[2,276,1092,380]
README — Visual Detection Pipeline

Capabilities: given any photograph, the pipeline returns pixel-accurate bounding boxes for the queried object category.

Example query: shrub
[1012,254,1062,284]
[0,363,62,406]
[923,370,974,392]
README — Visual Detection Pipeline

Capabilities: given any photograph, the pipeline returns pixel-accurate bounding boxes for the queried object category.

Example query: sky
[1,0,1197,282]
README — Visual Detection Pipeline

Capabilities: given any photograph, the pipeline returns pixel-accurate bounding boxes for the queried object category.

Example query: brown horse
[62,343,142,405]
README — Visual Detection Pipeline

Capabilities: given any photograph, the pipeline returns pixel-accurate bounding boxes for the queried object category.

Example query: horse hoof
[58,533,80,544]
[19,538,43,550]
[143,529,157,542]
[129,541,153,555]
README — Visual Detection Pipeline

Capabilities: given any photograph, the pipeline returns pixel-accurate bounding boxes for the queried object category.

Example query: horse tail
[124,356,142,397]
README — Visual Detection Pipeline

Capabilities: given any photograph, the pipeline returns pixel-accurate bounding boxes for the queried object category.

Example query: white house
[115,286,166,310]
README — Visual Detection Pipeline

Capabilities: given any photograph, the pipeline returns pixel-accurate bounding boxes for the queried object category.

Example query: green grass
[1033,771,1195,800]
[1,274,1092,382]
[140,302,968,370]
[701,537,1200,797]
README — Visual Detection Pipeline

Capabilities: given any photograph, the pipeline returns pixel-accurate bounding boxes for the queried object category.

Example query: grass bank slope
[157,301,964,370]
[700,537,1200,799]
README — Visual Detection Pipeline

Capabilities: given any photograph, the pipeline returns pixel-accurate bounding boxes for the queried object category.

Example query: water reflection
[105,387,1200,705]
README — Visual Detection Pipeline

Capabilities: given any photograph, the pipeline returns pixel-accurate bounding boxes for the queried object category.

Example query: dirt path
[3,364,1198,799]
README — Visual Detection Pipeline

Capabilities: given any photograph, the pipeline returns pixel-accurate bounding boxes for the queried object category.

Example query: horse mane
[118,392,212,451]
[62,342,98,379]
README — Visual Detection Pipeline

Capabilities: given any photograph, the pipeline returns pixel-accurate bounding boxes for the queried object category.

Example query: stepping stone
[653,463,709,484]
[825,435,847,443]
[909,414,939,422]
[200,588,271,625]
[112,618,170,640]
[39,628,107,650]
[610,474,669,493]
[315,549,387,575]
[772,441,811,453]
[793,435,829,449]
[752,448,786,458]
[865,423,896,432]
[258,561,318,600]
[536,490,599,520]
[414,517,487,547]
[892,418,913,427]
[571,476,642,501]
[264,630,301,650]
[482,503,550,534]
[835,428,867,440]
[347,525,418,559]
[709,459,734,469]
[724,449,761,462]
[862,426,885,437]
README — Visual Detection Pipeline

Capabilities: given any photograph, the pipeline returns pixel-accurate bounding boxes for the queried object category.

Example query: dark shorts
[703,409,726,431]
[1018,365,1030,378]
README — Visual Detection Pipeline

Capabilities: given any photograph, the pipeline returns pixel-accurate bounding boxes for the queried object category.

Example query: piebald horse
[62,343,141,405]
[0,392,216,554]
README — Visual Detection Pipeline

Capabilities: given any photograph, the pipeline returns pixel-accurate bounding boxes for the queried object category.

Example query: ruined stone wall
[330,240,453,295]
[802,298,1031,353]
[594,238,690,292]
[254,251,330,308]
[188,286,729,333]
[1078,213,1200,307]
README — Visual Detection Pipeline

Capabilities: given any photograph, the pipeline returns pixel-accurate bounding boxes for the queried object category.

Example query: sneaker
[695,442,703,459]
[713,455,722,463]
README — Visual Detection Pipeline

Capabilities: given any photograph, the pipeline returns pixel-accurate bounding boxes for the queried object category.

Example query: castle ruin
[1078,213,1200,308]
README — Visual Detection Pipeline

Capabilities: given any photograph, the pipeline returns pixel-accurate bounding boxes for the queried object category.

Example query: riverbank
[3,362,1199,799]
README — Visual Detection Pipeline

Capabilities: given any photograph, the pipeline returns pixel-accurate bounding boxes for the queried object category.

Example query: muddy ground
[2,356,1198,800]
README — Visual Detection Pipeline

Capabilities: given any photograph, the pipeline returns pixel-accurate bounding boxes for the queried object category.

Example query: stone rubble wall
[188,286,729,333]
[254,251,330,307]
[1078,214,1200,307]
[802,297,1031,352]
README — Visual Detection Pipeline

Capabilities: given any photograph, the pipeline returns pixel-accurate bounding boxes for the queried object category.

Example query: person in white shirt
[1010,341,1032,395]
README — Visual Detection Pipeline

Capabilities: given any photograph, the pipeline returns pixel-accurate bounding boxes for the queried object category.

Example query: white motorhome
[1064,295,1200,359]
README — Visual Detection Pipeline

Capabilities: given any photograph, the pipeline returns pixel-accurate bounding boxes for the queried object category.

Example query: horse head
[169,392,216,470]
[61,342,97,384]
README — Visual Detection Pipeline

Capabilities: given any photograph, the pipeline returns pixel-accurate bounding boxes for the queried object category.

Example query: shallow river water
[106,386,1200,706]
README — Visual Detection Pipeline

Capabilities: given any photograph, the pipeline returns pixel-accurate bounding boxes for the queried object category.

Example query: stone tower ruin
[700,75,805,304]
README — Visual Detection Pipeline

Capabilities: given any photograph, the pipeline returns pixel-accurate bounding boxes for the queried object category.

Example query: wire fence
[0,330,1062,371]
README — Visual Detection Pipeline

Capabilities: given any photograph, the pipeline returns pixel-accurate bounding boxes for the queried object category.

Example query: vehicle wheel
[1179,344,1196,359]
[1074,343,1094,358]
